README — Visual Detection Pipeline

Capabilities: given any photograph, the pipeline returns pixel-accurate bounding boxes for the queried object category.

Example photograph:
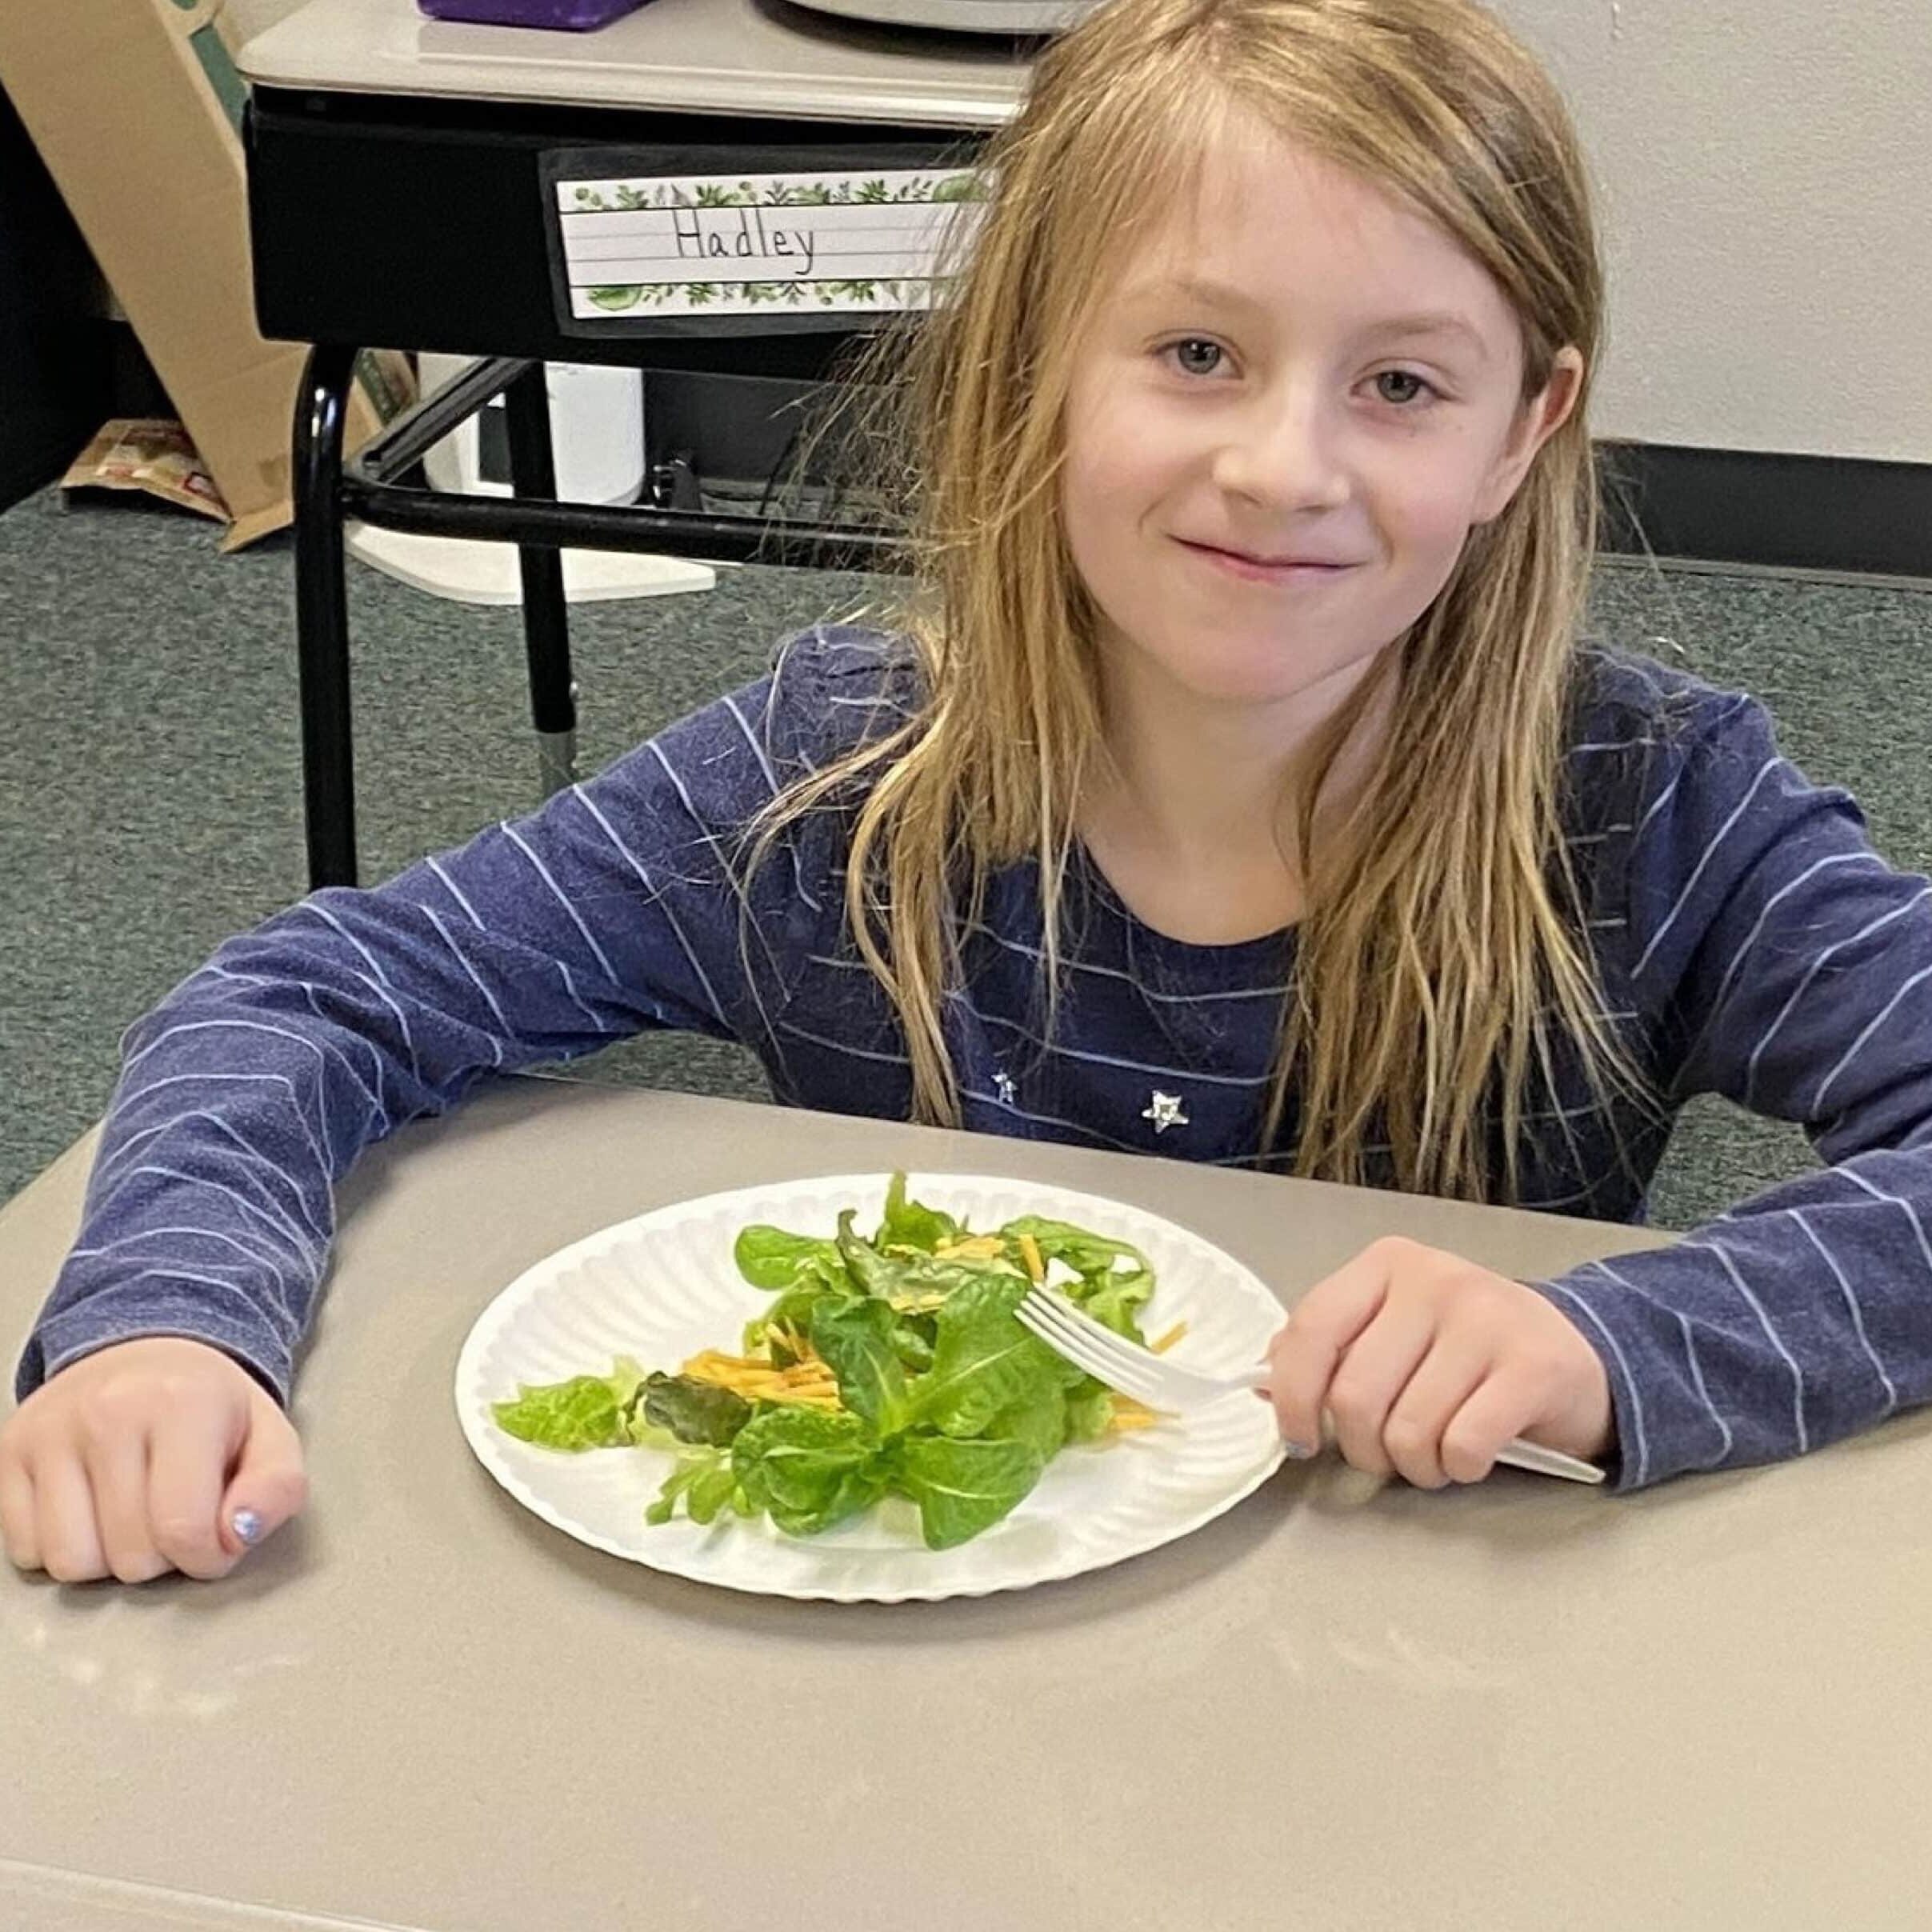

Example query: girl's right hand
[0,1338,307,1584]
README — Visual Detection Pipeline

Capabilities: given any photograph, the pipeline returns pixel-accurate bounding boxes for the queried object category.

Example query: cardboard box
[0,0,409,548]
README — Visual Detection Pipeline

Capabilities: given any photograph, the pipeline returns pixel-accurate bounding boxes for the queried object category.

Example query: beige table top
[238,0,1030,128]
[6,1076,1932,1931]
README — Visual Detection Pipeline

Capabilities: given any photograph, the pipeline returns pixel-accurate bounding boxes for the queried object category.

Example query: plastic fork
[1014,1284,1606,1486]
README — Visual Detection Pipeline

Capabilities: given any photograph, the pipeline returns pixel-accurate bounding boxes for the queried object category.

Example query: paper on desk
[552,167,990,321]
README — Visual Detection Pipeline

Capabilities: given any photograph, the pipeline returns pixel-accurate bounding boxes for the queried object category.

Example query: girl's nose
[1210,384,1352,514]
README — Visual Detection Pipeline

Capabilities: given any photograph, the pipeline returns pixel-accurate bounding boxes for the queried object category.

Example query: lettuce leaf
[1064,1380,1118,1444]
[744,1269,846,1362]
[1079,1266,1155,1342]
[894,1435,1046,1550]
[985,1386,1070,1460]
[733,1224,847,1291]
[838,1210,1021,1313]
[491,1355,648,1451]
[912,1274,1069,1440]
[731,1406,890,1537]
[646,1446,750,1526]
[892,1313,938,1374]
[999,1215,1149,1283]
[809,1295,911,1436]
[1000,1212,1155,1341]
[640,1371,754,1447]
[874,1170,960,1253]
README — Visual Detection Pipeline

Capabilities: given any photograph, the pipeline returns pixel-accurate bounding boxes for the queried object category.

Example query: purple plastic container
[418,0,649,29]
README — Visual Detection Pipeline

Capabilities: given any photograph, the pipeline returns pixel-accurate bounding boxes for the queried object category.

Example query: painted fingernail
[1282,1440,1316,1462]
[230,1510,264,1546]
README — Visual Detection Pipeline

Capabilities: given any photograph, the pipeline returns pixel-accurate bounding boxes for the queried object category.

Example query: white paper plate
[454,1173,1288,1602]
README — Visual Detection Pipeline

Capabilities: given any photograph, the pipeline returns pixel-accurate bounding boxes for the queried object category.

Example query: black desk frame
[251,84,982,889]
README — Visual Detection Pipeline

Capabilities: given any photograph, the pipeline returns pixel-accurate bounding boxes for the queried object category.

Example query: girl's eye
[1373,369,1439,407]
[1160,338,1226,378]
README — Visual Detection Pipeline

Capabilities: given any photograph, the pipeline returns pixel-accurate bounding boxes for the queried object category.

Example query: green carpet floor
[3,486,1928,1231]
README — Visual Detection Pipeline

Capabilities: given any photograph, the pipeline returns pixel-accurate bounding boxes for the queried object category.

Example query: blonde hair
[758,0,1653,1202]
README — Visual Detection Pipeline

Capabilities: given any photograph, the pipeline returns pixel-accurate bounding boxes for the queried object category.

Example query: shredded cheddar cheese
[681,1348,843,1410]
[935,1234,1005,1262]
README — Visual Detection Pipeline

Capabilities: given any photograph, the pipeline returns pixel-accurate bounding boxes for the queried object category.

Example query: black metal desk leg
[502,364,578,798]
[294,342,362,890]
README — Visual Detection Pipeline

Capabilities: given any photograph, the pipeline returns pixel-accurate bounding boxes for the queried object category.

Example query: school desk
[238,0,1026,890]
[6,1076,1931,1929]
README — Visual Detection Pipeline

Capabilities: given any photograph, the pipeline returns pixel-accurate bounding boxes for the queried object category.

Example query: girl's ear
[1471,345,1586,525]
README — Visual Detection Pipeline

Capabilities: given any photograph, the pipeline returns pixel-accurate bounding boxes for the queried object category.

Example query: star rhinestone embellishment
[993,1069,1018,1106]
[1142,1090,1190,1134]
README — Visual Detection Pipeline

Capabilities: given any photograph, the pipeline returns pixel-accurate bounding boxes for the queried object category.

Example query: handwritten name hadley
[672,206,817,276]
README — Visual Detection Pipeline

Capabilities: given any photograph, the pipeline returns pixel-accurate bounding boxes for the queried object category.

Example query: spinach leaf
[912,1274,1067,1440]
[734,1224,846,1291]
[809,1295,912,1436]
[874,1171,960,1254]
[641,1371,754,1447]
[894,1435,1046,1550]
[732,1406,890,1537]
[492,1355,648,1451]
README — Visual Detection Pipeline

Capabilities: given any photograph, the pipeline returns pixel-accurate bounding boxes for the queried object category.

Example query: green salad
[491,1174,1167,1550]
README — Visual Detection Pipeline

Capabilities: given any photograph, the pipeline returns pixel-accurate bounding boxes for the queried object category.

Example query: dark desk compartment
[0,86,111,515]
[246,85,975,374]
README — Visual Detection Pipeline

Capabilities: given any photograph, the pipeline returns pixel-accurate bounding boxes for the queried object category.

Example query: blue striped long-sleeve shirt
[17,624,1932,1490]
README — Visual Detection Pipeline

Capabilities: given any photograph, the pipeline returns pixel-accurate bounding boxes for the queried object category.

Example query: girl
[6,0,1930,1586]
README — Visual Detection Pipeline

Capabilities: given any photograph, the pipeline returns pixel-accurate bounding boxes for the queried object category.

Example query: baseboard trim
[1598,442,1930,584]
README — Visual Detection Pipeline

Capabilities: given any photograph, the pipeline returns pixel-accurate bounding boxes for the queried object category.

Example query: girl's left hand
[1264,1236,1614,1486]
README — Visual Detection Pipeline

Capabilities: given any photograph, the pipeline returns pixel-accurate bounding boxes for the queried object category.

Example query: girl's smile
[1175,538,1362,587]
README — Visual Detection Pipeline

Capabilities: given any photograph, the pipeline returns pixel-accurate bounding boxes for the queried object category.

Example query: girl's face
[1058,123,1582,714]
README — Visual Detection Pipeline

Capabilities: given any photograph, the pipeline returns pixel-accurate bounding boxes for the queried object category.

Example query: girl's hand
[0,1338,307,1584]
[1265,1236,1613,1486]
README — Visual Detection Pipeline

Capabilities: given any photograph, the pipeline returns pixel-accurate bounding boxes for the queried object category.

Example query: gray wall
[1497,0,1928,463]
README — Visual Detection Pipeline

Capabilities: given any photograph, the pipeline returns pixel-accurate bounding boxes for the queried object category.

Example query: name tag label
[554,167,989,320]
